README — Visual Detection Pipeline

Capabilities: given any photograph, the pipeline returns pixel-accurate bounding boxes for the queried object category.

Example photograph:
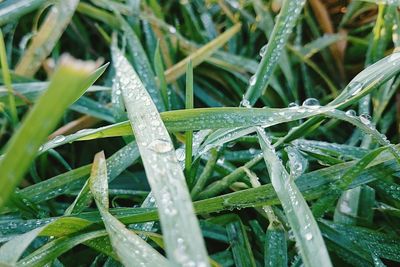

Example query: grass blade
[164,23,241,83]
[112,46,210,266]
[185,60,194,183]
[243,0,306,105]
[15,0,80,77]
[0,28,17,125]
[226,220,256,267]
[256,127,332,267]
[0,0,46,26]
[89,151,170,267]
[0,56,106,208]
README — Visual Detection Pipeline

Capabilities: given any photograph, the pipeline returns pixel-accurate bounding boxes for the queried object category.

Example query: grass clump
[1,1,400,266]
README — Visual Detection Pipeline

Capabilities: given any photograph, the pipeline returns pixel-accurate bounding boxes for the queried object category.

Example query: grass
[0,0,400,266]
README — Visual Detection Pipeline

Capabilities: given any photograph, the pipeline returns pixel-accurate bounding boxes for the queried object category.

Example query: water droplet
[38,145,43,152]
[168,26,177,34]
[147,139,173,153]
[249,75,256,86]
[348,82,363,96]
[288,102,298,108]
[359,113,371,124]
[240,96,251,108]
[52,135,66,144]
[259,45,267,57]
[302,98,320,108]
[345,109,356,117]
[175,148,185,161]
[115,89,121,95]
[305,233,313,241]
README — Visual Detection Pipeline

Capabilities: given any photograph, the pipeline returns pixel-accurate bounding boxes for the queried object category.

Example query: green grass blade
[226,220,256,267]
[39,105,335,151]
[15,0,80,77]
[89,151,170,267]
[265,223,287,267]
[256,127,332,267]
[154,41,169,110]
[17,230,108,266]
[18,141,139,206]
[0,56,107,209]
[312,146,387,218]
[0,0,46,26]
[243,0,306,105]
[0,28,18,125]
[112,46,210,266]
[185,60,194,183]
[276,51,400,147]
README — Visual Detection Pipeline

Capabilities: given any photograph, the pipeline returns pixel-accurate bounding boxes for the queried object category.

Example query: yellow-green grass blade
[0,55,107,209]
[15,0,79,77]
[164,23,241,83]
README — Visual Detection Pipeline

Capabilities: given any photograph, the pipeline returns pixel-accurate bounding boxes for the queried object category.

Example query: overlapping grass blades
[243,0,306,105]
[15,0,80,77]
[256,128,332,267]
[0,56,107,208]
[112,45,209,266]
[89,151,170,266]
[1,1,400,266]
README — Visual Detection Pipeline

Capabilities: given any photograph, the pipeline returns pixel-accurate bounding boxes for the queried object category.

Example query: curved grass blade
[17,230,109,267]
[312,146,387,218]
[0,226,43,265]
[276,52,400,147]
[256,128,332,267]
[0,0,46,26]
[3,150,399,239]
[18,141,139,206]
[243,0,306,105]
[0,217,92,264]
[89,151,170,267]
[36,105,335,153]
[0,56,107,209]
[112,46,210,266]
[15,0,80,77]
[323,109,400,162]
[321,220,400,262]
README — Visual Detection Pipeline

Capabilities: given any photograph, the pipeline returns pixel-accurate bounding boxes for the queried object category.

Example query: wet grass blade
[185,60,194,182]
[112,46,210,266]
[15,0,80,77]
[226,220,256,267]
[256,127,332,267]
[243,0,306,105]
[264,223,287,267]
[0,0,46,26]
[89,151,170,266]
[0,56,107,208]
